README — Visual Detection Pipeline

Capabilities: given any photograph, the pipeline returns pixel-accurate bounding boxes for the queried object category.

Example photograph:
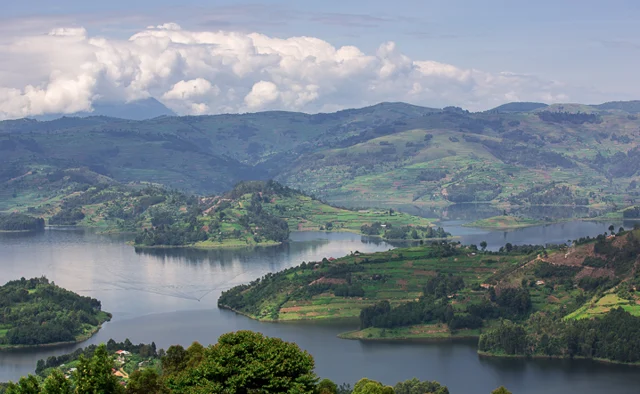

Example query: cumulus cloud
[0,22,584,119]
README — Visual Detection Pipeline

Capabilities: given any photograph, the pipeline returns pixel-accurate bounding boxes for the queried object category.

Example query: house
[536,280,545,286]
[480,283,492,289]
[328,257,336,262]
[115,350,131,356]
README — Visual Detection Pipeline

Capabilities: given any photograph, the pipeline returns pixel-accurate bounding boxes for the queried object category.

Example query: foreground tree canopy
[1,331,467,394]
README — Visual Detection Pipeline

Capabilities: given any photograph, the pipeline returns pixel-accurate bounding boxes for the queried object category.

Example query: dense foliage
[479,308,640,363]
[0,213,44,231]
[2,331,461,394]
[537,111,601,124]
[0,277,108,346]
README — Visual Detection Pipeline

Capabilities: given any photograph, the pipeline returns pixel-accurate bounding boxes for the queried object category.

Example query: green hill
[489,102,548,112]
[219,227,640,364]
[1,101,639,214]
[594,100,640,113]
[0,277,110,348]
[133,181,448,248]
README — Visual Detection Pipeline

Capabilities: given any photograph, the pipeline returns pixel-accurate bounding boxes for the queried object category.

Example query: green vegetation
[0,277,110,348]
[3,331,457,394]
[463,215,542,229]
[0,168,445,248]
[34,339,161,379]
[219,225,640,365]
[2,102,640,222]
[133,181,447,248]
[0,213,44,232]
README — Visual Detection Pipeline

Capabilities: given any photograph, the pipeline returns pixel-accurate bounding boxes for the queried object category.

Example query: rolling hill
[1,101,639,214]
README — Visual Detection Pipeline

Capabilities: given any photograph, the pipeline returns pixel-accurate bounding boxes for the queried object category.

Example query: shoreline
[0,322,107,352]
[477,351,640,366]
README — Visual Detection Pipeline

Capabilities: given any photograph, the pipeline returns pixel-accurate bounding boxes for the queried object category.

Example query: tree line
[0,213,44,231]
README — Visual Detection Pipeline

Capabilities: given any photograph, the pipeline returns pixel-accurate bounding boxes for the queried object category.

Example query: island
[0,213,45,232]
[463,215,543,229]
[133,181,450,248]
[0,277,110,349]
[219,226,640,364]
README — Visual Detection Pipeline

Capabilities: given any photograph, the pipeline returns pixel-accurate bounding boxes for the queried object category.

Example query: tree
[161,345,187,375]
[609,225,615,233]
[166,331,318,394]
[126,369,165,394]
[317,378,338,394]
[505,243,513,253]
[5,375,40,394]
[185,341,205,369]
[491,387,512,394]
[480,241,488,251]
[394,378,449,394]
[352,378,394,394]
[75,344,124,394]
[41,370,72,394]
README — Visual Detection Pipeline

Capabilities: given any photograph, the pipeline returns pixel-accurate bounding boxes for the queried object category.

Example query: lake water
[2,223,640,394]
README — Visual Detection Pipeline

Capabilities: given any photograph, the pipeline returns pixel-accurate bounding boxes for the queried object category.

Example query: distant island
[0,277,110,349]
[219,226,640,365]
[133,181,450,248]
[0,213,44,232]
[463,215,543,229]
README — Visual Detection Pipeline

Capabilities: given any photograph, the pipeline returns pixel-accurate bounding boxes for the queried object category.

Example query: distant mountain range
[1,100,638,212]
[31,98,176,121]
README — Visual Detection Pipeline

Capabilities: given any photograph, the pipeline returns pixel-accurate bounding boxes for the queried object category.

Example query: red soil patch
[396,279,408,290]
[545,244,595,267]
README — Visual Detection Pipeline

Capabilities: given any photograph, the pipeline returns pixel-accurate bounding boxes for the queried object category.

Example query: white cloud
[0,23,589,119]
[244,81,279,109]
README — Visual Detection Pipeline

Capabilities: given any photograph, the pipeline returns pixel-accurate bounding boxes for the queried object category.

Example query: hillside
[219,227,640,360]
[134,181,448,248]
[1,101,639,214]
[0,277,110,348]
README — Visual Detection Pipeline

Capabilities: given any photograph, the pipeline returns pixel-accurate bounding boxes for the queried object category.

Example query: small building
[480,283,492,289]
[536,280,545,286]
[328,257,336,262]
[115,350,131,355]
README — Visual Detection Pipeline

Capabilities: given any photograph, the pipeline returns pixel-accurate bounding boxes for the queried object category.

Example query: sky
[1,0,639,118]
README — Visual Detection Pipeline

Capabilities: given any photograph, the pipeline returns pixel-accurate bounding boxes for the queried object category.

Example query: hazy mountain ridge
[1,101,639,210]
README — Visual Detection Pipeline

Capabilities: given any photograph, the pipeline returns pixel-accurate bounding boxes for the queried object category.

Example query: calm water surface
[1,224,639,393]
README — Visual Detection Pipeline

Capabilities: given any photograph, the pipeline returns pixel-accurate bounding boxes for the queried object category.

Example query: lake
[2,222,640,394]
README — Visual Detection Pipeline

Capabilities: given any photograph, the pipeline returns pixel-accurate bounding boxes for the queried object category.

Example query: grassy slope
[220,245,530,324]
[220,229,640,340]
[263,194,436,235]
[187,191,440,248]
[280,111,640,208]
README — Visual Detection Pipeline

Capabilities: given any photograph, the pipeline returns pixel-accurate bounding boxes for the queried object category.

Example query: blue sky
[1,0,639,117]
